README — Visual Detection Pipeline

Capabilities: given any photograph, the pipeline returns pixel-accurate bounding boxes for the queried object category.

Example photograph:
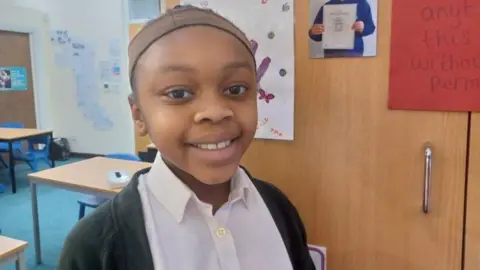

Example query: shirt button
[216,227,227,238]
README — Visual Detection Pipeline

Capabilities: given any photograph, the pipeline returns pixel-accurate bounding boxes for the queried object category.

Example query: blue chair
[77,153,141,220]
[0,158,6,168]
[0,122,25,168]
[13,134,53,172]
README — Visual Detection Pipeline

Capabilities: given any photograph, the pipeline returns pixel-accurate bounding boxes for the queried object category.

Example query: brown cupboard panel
[241,0,468,269]
[464,113,480,270]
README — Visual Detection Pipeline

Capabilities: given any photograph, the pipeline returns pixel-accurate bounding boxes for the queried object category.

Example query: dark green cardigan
[57,167,315,270]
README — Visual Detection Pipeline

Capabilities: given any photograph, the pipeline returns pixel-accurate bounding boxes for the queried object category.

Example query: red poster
[389,0,480,112]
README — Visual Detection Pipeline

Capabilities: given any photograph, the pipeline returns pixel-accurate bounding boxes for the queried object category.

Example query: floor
[0,158,89,270]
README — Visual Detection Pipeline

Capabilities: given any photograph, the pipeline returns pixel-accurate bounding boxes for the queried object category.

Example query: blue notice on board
[0,66,28,91]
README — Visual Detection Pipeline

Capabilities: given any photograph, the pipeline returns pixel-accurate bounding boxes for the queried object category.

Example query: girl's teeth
[196,140,231,150]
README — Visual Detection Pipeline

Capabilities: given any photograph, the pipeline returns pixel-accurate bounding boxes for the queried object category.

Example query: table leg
[8,141,16,194]
[31,182,42,264]
[49,132,55,168]
[15,252,27,270]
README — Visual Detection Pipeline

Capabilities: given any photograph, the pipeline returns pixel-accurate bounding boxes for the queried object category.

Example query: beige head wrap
[128,5,255,88]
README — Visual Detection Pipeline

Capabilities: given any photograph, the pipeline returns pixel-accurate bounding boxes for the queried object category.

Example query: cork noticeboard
[0,30,36,128]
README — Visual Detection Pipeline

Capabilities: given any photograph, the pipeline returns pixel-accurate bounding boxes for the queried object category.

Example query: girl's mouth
[192,137,239,150]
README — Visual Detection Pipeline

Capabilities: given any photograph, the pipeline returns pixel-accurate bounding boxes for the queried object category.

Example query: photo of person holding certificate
[308,0,377,59]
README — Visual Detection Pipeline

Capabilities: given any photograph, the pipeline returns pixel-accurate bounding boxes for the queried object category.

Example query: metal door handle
[423,144,432,214]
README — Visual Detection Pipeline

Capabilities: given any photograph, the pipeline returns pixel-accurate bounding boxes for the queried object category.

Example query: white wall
[1,0,135,155]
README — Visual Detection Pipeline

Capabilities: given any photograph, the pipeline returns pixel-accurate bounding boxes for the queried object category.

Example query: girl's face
[130,26,258,184]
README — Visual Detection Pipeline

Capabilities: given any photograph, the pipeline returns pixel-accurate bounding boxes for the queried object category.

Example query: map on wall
[181,0,296,141]
[50,30,114,131]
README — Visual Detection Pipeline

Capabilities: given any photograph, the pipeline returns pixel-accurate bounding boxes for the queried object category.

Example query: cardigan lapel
[112,167,155,270]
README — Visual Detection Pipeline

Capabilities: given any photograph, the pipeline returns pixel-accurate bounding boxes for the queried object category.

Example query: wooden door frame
[0,7,49,129]
[160,0,167,13]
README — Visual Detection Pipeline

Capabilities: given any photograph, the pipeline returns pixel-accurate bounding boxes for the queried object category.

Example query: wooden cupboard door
[465,113,480,270]
[241,0,468,270]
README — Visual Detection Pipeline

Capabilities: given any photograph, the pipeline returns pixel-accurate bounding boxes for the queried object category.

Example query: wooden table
[27,157,151,265]
[0,235,28,270]
[0,128,54,193]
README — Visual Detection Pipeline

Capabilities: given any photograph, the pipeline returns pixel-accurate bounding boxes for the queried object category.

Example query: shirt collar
[146,153,252,223]
[229,168,251,207]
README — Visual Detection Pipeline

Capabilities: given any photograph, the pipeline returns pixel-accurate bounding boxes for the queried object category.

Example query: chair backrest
[105,153,141,161]
[28,135,52,153]
[308,244,326,270]
[0,122,24,128]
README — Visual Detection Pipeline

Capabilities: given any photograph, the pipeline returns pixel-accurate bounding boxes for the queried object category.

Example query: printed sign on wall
[0,67,28,91]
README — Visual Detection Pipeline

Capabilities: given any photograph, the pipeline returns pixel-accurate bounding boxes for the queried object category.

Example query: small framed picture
[308,0,378,59]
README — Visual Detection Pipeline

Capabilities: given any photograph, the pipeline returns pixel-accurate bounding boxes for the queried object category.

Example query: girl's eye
[166,89,193,100]
[224,85,248,96]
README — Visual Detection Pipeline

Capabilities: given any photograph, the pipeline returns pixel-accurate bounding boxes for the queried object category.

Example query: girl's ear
[128,94,148,137]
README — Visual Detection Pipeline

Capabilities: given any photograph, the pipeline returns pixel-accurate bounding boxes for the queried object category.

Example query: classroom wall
[2,0,135,155]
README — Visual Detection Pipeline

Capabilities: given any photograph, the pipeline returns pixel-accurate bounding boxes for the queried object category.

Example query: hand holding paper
[310,24,325,35]
[352,21,364,33]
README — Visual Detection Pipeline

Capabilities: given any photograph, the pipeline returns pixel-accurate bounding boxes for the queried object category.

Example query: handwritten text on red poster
[389,0,480,112]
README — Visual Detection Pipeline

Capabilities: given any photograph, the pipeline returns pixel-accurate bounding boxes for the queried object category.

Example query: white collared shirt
[137,154,293,270]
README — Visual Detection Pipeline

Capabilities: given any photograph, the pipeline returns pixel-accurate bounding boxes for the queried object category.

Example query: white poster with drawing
[181,0,295,141]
